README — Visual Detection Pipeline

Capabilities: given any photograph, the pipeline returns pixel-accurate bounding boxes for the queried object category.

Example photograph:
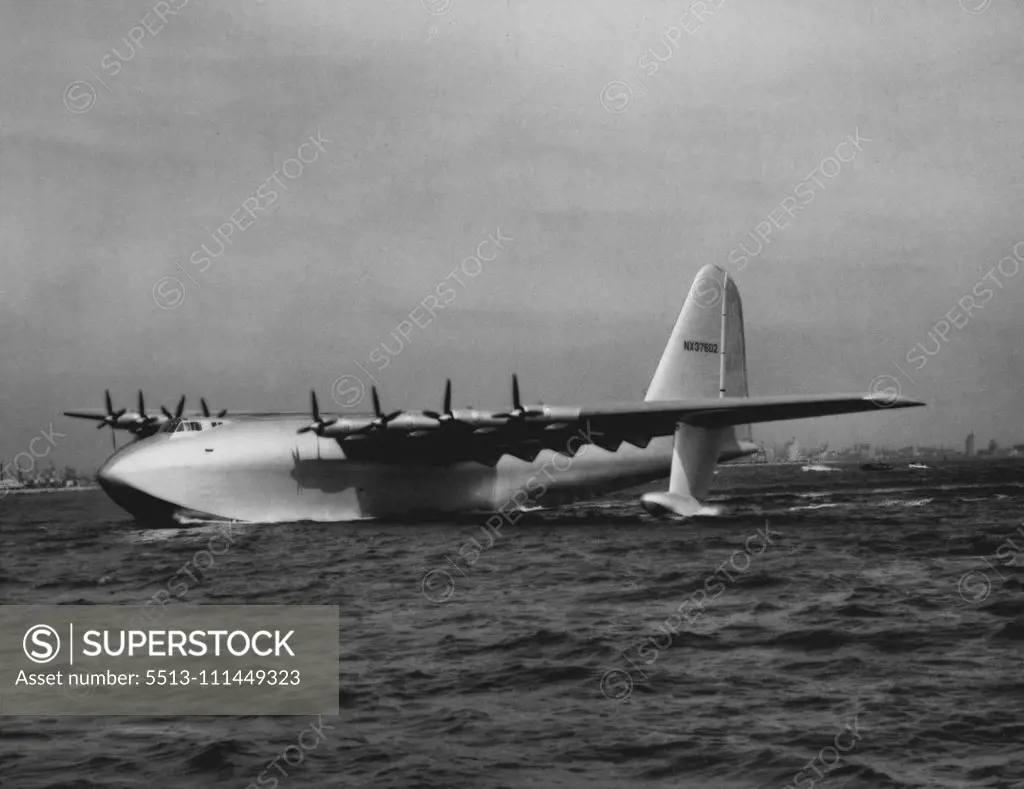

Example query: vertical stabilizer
[646,264,747,402]
[641,265,752,517]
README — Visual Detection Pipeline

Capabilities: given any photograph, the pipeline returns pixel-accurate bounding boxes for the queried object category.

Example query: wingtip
[866,394,926,409]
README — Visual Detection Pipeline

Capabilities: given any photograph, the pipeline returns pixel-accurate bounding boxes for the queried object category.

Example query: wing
[63,410,110,422]
[302,393,923,465]
[64,409,153,436]
[582,393,924,434]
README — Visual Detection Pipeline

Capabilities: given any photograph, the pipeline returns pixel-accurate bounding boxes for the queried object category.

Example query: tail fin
[646,263,748,402]
[641,265,754,517]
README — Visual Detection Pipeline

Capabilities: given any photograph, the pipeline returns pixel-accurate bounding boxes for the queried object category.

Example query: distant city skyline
[755,431,1023,463]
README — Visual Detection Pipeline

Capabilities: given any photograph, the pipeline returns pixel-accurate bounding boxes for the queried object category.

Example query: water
[2,460,1022,788]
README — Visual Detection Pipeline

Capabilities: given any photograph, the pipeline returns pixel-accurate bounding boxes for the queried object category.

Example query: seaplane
[68,265,923,524]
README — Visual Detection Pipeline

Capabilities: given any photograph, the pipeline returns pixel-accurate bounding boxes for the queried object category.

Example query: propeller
[355,387,403,434]
[423,379,463,427]
[136,390,159,428]
[297,390,337,435]
[96,390,127,450]
[494,374,544,421]
[161,395,186,420]
[200,398,228,418]
[96,390,127,430]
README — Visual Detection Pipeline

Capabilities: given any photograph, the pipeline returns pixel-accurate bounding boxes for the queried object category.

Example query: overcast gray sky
[1,0,1022,473]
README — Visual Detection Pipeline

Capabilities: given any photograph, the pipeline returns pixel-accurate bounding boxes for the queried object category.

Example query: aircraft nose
[97,445,178,522]
[97,450,144,494]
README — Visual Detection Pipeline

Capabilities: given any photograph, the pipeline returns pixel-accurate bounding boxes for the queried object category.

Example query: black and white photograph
[1,0,1022,786]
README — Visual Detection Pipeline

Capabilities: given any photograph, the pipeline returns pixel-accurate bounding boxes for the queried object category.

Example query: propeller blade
[496,374,526,419]
[371,387,382,418]
[385,410,403,421]
[161,406,172,419]
[217,408,228,418]
[97,422,106,430]
[423,410,441,419]
[174,395,186,418]
[443,379,452,414]
[496,374,544,420]
[113,409,126,420]
[138,390,146,418]
[297,391,337,435]
[105,390,114,416]
[201,398,210,417]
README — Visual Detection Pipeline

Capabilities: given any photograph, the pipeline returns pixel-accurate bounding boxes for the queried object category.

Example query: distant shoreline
[729,457,1023,467]
[1,485,99,496]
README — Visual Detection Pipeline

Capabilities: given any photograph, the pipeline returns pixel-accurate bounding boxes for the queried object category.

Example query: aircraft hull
[97,418,708,523]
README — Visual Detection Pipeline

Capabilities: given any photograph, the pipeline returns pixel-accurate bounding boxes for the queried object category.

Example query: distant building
[965,431,976,458]
[852,442,874,460]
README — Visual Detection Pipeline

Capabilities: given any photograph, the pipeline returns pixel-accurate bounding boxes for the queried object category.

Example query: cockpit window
[160,417,227,436]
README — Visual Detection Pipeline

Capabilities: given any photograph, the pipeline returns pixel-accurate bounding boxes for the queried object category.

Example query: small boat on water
[801,463,841,473]
[908,462,931,470]
[860,462,894,471]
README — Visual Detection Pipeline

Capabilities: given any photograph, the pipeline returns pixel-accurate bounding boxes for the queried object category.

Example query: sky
[1,0,1022,474]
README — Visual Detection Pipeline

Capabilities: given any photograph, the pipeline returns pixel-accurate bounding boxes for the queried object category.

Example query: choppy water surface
[1,460,1022,789]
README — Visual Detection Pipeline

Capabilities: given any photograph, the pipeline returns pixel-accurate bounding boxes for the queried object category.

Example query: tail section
[646,263,748,402]
[642,265,754,517]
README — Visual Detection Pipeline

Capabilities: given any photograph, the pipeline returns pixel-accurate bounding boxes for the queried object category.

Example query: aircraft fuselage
[97,416,749,523]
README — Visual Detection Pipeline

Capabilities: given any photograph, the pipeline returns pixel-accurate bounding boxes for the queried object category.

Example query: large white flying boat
[67,265,923,523]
